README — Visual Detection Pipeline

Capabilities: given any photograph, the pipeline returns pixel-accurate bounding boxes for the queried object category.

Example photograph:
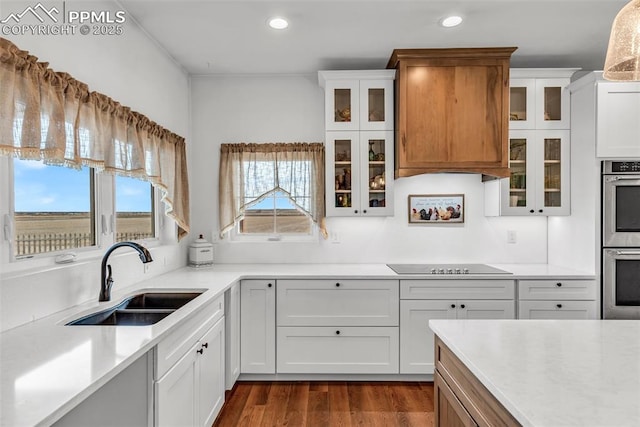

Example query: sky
[13,159,152,213]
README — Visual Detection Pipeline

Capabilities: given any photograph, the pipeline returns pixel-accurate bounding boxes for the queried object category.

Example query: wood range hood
[387,47,517,179]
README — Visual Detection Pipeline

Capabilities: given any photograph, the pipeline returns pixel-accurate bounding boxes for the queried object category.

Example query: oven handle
[609,176,640,181]
[615,250,640,256]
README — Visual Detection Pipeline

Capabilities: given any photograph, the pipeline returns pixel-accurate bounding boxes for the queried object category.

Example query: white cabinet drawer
[400,280,515,300]
[277,326,399,374]
[156,294,224,379]
[518,280,597,301]
[277,279,399,326]
[519,300,598,319]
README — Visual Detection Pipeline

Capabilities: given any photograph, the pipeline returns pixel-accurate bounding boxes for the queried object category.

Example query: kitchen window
[0,156,163,265]
[12,158,96,258]
[219,143,326,241]
[115,175,156,242]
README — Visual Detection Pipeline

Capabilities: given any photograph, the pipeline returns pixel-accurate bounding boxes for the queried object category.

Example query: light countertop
[0,263,594,426]
[429,319,640,427]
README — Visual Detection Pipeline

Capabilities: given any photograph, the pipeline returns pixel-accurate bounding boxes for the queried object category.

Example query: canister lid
[190,234,213,248]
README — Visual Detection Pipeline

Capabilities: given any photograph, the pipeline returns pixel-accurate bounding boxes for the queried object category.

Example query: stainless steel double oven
[602,161,640,318]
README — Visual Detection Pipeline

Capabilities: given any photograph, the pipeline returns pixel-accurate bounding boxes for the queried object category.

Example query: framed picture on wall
[408,194,464,224]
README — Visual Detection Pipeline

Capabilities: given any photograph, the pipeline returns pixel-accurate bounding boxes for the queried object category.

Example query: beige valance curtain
[0,37,190,239]
[219,142,326,238]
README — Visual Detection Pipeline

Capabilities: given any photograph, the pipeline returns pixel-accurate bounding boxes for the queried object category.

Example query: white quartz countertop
[0,263,594,426]
[429,319,640,427]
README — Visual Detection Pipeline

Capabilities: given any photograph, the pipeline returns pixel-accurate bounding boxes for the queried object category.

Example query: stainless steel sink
[66,290,205,326]
[68,309,174,326]
[121,292,203,310]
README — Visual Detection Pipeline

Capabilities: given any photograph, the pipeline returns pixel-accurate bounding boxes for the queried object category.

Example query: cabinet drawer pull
[450,304,456,308]
[202,343,208,349]
[267,283,272,288]
[197,348,204,354]
[556,282,562,287]
[363,210,367,214]
[336,282,340,287]
[529,209,535,213]
[354,210,359,214]
[460,304,466,309]
[336,330,341,335]
[556,304,563,309]
[538,209,544,213]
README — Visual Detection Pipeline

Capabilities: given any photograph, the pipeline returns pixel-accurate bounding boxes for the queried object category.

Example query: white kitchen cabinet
[276,278,400,374]
[277,326,399,374]
[325,131,394,217]
[240,279,276,374]
[400,280,515,374]
[509,69,576,130]
[569,71,640,158]
[155,317,225,427]
[320,70,395,217]
[224,282,240,390]
[318,70,395,131]
[518,279,598,319]
[154,294,225,427]
[277,279,398,326]
[485,129,571,216]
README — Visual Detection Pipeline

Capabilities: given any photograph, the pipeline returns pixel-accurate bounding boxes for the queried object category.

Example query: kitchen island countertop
[429,319,640,427]
[0,263,594,426]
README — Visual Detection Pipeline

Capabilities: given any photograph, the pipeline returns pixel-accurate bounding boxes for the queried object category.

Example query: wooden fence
[15,232,153,256]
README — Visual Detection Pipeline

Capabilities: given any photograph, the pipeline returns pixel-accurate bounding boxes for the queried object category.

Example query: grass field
[14,212,153,256]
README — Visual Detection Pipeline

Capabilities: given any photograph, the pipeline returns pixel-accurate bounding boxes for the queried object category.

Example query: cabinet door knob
[267,283,272,288]
[354,210,359,214]
[336,282,340,287]
[556,282,562,287]
[451,304,456,308]
[336,330,341,335]
[538,209,544,213]
[197,348,204,355]
[460,304,466,309]
[529,209,535,213]
[363,210,367,214]
[202,343,208,349]
[557,304,563,309]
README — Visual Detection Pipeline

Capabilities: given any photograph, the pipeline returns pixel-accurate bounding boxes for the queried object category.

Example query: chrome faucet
[99,241,153,302]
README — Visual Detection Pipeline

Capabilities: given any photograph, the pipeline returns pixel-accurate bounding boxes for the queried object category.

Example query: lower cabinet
[240,279,276,374]
[277,326,399,374]
[154,294,225,427]
[517,279,598,319]
[400,280,516,375]
[225,282,240,389]
[434,336,519,426]
[155,316,225,427]
[276,279,400,374]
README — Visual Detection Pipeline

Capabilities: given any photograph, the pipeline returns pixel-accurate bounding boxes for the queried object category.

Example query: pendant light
[604,0,640,80]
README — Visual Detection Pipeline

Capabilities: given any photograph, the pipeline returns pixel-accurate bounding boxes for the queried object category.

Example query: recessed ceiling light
[268,17,289,30]
[440,15,463,28]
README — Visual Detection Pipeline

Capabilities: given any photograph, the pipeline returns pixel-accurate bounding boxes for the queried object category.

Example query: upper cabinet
[318,70,395,131]
[570,71,640,158]
[485,68,577,217]
[387,47,516,179]
[319,70,395,217]
[509,69,576,130]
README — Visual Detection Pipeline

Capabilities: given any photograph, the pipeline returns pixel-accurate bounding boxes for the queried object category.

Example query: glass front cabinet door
[325,131,394,217]
[319,71,395,131]
[509,69,577,130]
[499,130,570,216]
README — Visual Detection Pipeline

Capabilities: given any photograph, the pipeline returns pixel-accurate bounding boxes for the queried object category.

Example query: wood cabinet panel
[388,48,516,178]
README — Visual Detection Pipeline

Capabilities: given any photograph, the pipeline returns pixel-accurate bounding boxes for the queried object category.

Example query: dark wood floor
[213,381,435,427]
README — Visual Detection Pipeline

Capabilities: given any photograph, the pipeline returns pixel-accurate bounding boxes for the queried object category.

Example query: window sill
[1,238,165,280]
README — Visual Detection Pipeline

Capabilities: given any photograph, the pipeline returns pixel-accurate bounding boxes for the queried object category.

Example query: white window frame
[0,156,173,273]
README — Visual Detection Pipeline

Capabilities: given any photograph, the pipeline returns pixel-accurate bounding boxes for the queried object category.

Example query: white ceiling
[118,0,628,75]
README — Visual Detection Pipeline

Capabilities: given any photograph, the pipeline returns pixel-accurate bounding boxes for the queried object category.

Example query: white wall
[190,74,548,264]
[0,0,190,331]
